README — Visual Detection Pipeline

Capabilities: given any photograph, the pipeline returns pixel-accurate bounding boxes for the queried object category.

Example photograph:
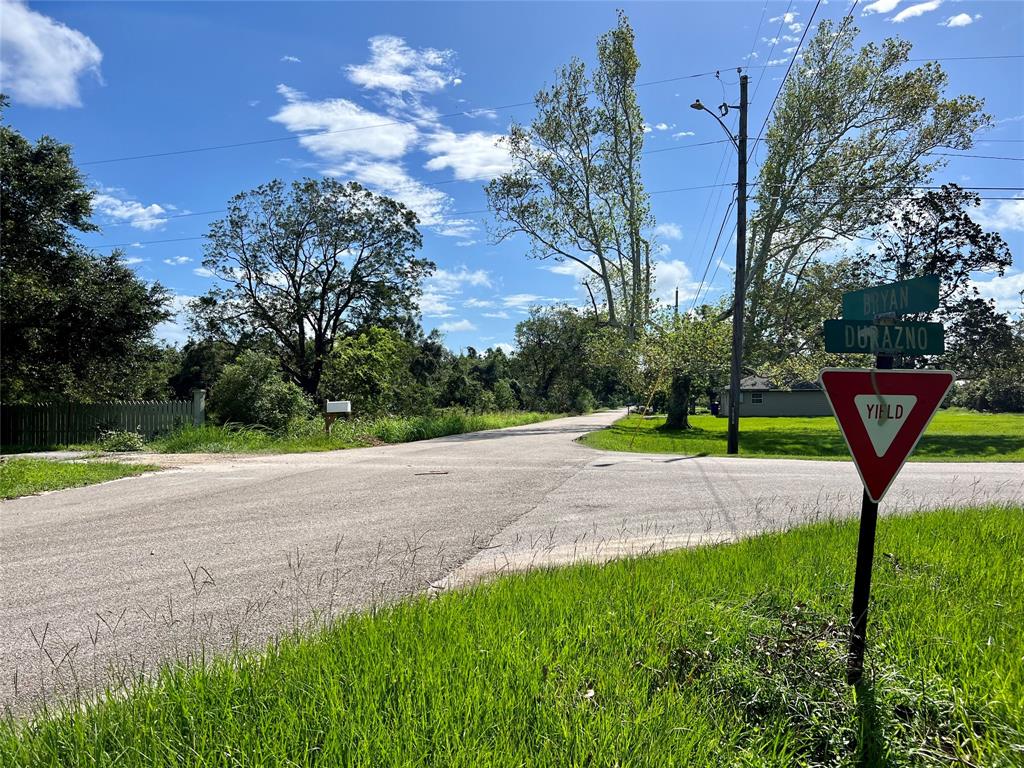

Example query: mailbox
[325,400,351,414]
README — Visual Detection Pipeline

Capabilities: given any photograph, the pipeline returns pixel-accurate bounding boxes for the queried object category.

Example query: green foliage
[4,506,1021,765]
[209,351,311,429]
[0,114,171,403]
[320,327,416,417]
[570,387,597,415]
[0,459,156,499]
[581,411,1024,461]
[98,430,146,452]
[486,13,652,338]
[193,178,431,396]
[952,366,1024,413]
[148,411,559,454]
[492,379,519,411]
[746,20,988,364]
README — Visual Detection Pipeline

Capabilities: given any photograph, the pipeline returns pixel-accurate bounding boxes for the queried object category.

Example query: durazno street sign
[823,319,944,356]
[820,368,954,502]
[842,275,940,321]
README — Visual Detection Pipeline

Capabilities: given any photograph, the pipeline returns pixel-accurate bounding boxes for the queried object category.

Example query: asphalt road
[2,409,1021,713]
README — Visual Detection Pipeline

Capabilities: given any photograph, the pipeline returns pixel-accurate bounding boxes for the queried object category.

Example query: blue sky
[2,0,1022,351]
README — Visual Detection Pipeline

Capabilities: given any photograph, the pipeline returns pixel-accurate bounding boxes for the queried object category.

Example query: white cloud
[93,192,169,231]
[419,290,454,317]
[270,84,417,161]
[483,311,511,319]
[769,11,798,23]
[939,13,977,28]
[465,297,495,308]
[973,195,1024,233]
[654,260,700,305]
[767,58,790,66]
[193,266,214,278]
[453,77,462,86]
[422,130,514,181]
[972,272,1024,315]
[654,122,672,131]
[428,266,492,293]
[862,0,901,13]
[154,294,195,346]
[642,123,652,133]
[438,319,476,333]
[493,343,515,355]
[502,293,554,308]
[280,55,301,63]
[787,22,803,33]
[346,35,458,94]
[0,0,102,108]
[672,130,696,139]
[163,256,192,266]
[654,222,683,241]
[891,0,942,23]
[122,256,144,266]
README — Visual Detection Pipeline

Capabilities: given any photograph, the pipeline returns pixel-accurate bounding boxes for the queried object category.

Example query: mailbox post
[324,400,352,435]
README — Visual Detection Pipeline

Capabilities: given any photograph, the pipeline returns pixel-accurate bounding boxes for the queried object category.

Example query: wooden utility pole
[726,74,748,455]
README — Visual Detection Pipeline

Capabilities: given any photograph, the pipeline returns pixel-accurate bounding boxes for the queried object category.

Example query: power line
[748,0,822,164]
[689,194,737,314]
[78,54,1024,167]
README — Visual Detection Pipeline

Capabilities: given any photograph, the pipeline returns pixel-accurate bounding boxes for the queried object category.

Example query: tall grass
[3,505,1021,765]
[148,410,560,454]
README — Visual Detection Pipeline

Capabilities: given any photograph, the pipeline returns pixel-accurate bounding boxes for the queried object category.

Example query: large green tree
[192,178,432,397]
[0,102,170,402]
[743,20,988,363]
[486,13,652,341]
[851,184,1013,374]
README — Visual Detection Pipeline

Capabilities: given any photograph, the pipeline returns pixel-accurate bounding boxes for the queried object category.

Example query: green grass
[3,505,1022,766]
[579,409,1024,461]
[0,458,158,500]
[146,410,561,454]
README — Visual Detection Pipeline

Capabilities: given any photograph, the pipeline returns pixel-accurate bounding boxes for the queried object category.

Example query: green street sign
[842,275,940,320]
[824,319,945,356]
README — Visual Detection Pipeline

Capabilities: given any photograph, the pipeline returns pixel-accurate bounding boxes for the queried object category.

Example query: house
[717,377,831,417]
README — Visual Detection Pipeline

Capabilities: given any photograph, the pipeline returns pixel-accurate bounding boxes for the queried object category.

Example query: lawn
[579,409,1024,461]
[3,505,1022,766]
[0,458,158,500]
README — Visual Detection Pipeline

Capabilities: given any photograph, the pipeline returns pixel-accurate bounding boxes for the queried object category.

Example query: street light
[691,74,748,455]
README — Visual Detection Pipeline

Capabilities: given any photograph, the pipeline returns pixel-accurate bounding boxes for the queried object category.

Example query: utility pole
[727,74,748,455]
[692,72,748,454]
[674,287,679,319]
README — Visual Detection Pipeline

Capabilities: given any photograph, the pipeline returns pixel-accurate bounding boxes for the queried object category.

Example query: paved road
[2,410,1021,712]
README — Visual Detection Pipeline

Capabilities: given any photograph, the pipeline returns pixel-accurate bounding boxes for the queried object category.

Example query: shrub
[952,370,1024,413]
[210,351,311,430]
[98,429,146,452]
[493,379,519,411]
[570,387,597,415]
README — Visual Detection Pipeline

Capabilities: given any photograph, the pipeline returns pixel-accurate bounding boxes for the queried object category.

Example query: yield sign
[820,369,954,502]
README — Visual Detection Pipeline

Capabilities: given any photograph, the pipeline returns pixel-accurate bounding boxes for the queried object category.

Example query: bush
[210,351,311,430]
[952,369,1024,413]
[98,429,146,452]
[570,387,597,415]
[493,379,519,410]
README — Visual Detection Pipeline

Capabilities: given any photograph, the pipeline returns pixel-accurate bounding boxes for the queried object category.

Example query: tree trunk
[665,372,692,430]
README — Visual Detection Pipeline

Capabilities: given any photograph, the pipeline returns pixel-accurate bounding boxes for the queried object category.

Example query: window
[751,392,764,405]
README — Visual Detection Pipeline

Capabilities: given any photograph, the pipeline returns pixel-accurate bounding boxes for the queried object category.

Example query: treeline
[4,14,1023,426]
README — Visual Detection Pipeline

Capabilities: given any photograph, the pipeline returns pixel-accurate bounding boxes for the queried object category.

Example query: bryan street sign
[823,319,944,356]
[842,275,940,321]
[819,368,954,502]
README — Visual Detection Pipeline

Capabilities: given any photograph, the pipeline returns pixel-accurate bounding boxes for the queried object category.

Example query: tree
[653,310,731,429]
[0,105,171,402]
[193,178,432,397]
[743,20,988,361]
[486,13,652,340]
[849,184,1013,370]
[319,327,416,417]
[209,351,311,429]
[512,306,595,410]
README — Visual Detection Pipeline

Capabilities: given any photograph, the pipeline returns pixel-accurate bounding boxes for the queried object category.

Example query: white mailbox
[325,400,351,414]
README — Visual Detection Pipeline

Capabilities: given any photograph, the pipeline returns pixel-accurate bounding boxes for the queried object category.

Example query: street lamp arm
[690,99,738,152]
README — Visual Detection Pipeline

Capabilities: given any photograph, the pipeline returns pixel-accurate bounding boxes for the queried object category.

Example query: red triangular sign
[820,369,954,502]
